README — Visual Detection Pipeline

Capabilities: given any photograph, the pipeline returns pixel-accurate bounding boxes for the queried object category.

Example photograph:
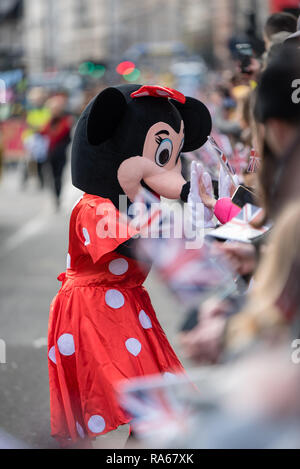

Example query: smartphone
[236,43,253,74]
[231,185,255,208]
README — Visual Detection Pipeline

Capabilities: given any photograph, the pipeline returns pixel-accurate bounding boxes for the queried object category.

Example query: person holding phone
[180,44,300,363]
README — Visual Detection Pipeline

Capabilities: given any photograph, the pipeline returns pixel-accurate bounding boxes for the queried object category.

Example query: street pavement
[0,161,191,448]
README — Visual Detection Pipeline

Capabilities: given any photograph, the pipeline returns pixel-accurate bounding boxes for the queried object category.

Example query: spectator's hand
[188,161,215,227]
[179,297,230,363]
[198,174,216,210]
[216,241,257,276]
[239,57,261,82]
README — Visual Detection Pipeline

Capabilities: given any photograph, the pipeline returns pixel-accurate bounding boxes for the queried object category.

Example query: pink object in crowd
[214,197,241,224]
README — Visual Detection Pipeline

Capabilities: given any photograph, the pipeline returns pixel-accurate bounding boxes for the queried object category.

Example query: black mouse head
[71,84,212,207]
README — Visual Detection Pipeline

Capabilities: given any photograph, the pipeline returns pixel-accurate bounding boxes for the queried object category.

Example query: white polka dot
[125,338,142,356]
[66,253,71,269]
[139,310,152,329]
[109,258,128,276]
[82,227,90,246]
[76,421,85,439]
[48,346,56,364]
[105,289,125,309]
[57,333,75,356]
[88,415,106,434]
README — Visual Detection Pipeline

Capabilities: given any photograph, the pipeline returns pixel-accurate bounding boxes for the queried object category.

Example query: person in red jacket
[41,95,73,209]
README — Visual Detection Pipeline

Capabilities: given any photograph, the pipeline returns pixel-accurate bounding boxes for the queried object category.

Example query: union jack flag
[231,144,249,175]
[128,188,164,238]
[138,236,237,306]
[207,136,236,185]
[234,203,263,225]
[247,149,261,173]
[217,133,233,158]
[117,372,194,442]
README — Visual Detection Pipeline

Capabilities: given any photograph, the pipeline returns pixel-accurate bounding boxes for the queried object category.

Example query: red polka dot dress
[48,193,184,445]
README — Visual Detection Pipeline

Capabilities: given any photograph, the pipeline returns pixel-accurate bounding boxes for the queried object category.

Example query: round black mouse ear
[170,97,212,152]
[87,87,128,146]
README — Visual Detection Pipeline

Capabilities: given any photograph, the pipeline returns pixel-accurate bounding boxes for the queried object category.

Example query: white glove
[218,165,239,198]
[188,161,215,229]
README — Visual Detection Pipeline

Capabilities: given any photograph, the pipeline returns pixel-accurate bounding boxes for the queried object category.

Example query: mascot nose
[118,156,186,202]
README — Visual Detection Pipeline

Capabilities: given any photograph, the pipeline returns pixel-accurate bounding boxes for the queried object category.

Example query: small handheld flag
[207,136,238,187]
[247,149,261,173]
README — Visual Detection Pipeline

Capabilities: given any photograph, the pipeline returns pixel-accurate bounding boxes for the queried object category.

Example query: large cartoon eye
[155,138,173,167]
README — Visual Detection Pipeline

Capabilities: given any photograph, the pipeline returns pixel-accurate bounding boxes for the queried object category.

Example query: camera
[235,43,253,74]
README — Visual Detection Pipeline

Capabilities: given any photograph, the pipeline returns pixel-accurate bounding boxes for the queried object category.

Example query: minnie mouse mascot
[47,84,212,446]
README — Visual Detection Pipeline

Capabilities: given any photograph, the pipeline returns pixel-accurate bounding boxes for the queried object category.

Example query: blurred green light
[123,68,141,82]
[91,65,106,79]
[78,62,96,75]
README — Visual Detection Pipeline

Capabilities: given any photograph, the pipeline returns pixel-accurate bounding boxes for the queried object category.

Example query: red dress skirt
[48,193,184,445]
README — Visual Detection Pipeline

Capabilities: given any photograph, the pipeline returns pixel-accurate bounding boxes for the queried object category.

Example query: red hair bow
[131,85,186,104]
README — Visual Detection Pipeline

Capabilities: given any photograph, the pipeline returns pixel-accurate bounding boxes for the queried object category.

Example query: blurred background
[0,0,300,449]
